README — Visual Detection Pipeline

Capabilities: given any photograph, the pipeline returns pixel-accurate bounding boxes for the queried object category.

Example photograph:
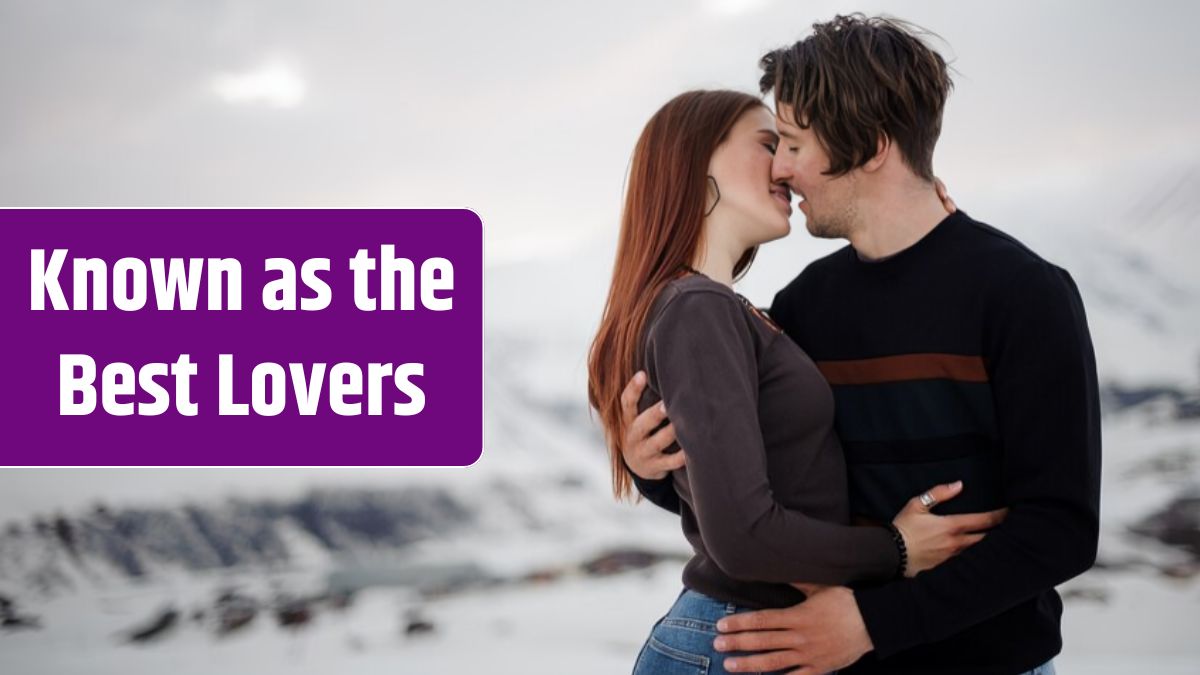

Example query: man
[620,14,1101,675]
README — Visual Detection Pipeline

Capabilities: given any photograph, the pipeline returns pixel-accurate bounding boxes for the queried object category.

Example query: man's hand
[788,582,830,596]
[619,370,686,480]
[714,586,871,674]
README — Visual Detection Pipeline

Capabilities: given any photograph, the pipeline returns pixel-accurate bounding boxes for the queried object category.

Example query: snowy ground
[2,557,1198,675]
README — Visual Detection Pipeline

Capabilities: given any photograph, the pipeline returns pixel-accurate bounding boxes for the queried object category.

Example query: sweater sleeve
[629,463,682,514]
[646,289,899,586]
[853,261,1102,657]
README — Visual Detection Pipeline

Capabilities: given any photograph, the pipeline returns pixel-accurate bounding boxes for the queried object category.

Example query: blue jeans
[633,588,795,675]
[1021,662,1056,675]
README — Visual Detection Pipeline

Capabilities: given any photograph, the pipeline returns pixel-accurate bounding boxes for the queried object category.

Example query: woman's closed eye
[762,142,777,154]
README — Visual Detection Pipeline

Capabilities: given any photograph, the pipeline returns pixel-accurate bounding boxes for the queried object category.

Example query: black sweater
[632,210,1102,675]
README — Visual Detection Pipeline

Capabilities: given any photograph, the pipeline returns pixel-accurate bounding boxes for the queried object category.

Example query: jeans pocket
[633,618,715,675]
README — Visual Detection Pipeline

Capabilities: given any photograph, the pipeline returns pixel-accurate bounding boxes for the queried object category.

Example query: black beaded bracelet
[887,523,909,579]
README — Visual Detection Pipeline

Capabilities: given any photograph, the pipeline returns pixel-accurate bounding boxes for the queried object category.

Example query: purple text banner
[2,209,483,466]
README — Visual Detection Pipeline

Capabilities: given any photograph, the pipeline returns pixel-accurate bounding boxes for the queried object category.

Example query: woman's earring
[705,176,721,217]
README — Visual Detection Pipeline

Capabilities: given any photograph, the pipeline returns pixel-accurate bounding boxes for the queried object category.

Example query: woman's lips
[771,190,792,214]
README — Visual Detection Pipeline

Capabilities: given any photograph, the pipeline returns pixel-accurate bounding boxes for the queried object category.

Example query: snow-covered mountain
[0,487,474,597]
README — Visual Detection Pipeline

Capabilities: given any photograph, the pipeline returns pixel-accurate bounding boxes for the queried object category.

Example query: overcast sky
[3,1,1199,519]
[3,0,1198,263]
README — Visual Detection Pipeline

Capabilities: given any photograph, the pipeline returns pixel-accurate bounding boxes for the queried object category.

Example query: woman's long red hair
[588,90,763,500]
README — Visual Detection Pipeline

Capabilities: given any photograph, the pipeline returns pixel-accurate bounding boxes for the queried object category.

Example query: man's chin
[804,215,846,240]
[804,219,832,239]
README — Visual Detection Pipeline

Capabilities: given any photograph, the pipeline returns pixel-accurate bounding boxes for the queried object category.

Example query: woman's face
[707,106,793,248]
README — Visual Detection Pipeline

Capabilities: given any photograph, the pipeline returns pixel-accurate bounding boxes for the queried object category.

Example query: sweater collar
[847,209,968,273]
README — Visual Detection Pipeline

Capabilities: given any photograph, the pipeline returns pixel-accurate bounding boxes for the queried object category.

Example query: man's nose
[771,149,792,184]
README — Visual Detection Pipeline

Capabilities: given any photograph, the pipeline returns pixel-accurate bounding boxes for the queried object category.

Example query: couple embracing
[587,14,1101,675]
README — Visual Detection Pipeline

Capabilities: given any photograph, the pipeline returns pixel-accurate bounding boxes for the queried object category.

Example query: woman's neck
[690,244,738,287]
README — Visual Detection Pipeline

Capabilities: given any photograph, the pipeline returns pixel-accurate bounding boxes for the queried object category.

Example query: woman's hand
[892,481,1008,577]
[934,177,957,213]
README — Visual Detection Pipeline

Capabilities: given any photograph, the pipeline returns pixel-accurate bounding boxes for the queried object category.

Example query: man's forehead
[773,105,802,133]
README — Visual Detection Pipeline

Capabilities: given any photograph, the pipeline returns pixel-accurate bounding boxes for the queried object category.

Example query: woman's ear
[704,175,721,217]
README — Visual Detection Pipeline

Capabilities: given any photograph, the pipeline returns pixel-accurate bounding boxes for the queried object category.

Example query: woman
[586,91,985,674]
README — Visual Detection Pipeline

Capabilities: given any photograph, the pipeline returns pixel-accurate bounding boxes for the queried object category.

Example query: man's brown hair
[759,13,953,181]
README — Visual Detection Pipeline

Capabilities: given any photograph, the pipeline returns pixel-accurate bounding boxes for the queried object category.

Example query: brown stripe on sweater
[817,353,989,385]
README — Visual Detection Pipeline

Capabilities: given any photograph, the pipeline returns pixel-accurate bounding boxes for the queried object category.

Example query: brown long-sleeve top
[636,274,898,608]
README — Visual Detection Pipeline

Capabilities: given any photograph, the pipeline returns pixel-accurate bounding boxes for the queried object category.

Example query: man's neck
[847,184,951,261]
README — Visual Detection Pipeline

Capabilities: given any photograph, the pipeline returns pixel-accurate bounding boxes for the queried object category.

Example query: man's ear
[863,134,890,173]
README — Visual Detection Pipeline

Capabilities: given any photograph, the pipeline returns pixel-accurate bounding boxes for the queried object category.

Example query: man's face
[771,103,858,240]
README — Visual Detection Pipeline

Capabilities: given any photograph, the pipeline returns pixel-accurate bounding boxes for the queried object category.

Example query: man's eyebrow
[776,126,798,140]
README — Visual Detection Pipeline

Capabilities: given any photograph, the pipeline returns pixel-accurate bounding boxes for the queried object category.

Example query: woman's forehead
[739,105,777,132]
